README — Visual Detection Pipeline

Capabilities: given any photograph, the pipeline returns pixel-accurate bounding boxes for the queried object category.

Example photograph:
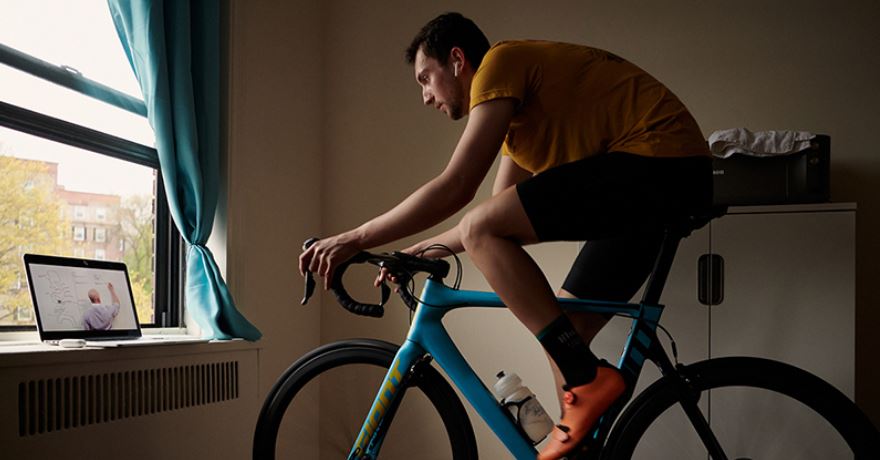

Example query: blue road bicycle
[254,207,878,459]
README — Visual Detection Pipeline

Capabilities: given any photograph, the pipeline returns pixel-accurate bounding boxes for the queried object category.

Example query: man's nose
[422,90,433,106]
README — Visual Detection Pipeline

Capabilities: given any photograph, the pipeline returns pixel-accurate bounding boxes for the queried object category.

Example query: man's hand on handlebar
[373,242,417,290]
[298,234,361,290]
[299,237,449,317]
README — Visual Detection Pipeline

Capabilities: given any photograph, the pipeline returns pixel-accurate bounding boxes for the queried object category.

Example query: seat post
[640,229,683,305]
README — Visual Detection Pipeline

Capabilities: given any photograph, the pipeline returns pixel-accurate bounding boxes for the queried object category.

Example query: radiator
[1,342,259,460]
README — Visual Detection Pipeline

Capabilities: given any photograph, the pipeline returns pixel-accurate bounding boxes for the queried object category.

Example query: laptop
[23,253,209,347]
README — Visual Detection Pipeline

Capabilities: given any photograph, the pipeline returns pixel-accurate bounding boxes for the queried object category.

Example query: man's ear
[450,46,467,75]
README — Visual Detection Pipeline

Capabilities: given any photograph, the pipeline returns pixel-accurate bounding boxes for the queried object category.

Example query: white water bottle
[493,371,554,444]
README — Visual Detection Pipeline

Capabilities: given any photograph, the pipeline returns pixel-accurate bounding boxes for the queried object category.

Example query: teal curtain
[108,0,261,341]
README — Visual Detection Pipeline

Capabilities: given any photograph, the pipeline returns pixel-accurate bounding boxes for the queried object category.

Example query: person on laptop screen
[83,282,121,330]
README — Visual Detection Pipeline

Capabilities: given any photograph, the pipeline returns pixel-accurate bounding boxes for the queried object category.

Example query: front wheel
[253,339,478,459]
[603,357,878,459]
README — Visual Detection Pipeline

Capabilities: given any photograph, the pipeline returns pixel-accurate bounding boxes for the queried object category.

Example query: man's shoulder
[489,40,589,52]
[481,40,541,68]
[487,40,540,55]
[483,40,594,66]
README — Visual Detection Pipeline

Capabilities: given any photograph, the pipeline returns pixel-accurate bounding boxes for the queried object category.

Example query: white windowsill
[0,327,193,345]
[0,329,259,367]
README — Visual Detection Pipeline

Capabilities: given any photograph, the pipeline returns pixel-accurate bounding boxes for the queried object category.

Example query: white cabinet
[708,205,855,392]
[591,203,856,458]
[706,204,855,460]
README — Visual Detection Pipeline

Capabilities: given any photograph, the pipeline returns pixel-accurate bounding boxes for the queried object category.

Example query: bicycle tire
[603,357,879,460]
[253,339,478,459]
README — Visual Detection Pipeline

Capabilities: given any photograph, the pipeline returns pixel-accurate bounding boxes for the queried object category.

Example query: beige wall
[228,0,880,457]
[225,0,324,457]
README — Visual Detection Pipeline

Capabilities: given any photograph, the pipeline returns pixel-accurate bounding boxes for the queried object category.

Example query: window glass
[0,128,158,327]
[1,1,175,329]
[0,1,154,146]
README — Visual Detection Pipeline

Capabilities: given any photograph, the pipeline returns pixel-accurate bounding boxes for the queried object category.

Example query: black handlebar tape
[330,280,387,318]
[390,251,450,279]
[398,285,419,311]
[329,257,390,318]
[300,241,447,316]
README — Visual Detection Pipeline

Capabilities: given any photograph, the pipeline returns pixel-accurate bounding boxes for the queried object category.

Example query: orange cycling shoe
[537,366,626,460]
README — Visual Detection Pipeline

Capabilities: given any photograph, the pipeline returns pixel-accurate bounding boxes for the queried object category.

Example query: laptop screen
[24,254,142,341]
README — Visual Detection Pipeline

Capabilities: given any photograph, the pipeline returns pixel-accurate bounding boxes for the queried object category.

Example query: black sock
[537,314,599,387]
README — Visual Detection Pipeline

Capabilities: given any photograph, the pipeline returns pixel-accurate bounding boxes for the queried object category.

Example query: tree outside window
[0,153,68,325]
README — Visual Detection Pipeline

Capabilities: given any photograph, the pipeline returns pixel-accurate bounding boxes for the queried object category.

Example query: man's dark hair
[405,12,490,68]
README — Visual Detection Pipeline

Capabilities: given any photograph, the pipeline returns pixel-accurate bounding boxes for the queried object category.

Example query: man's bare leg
[458,187,561,333]
[458,187,624,460]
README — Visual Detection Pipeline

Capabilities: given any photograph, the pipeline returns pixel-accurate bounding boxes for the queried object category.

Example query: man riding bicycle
[299,12,712,459]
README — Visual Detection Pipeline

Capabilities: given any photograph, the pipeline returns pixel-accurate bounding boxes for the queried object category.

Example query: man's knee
[459,208,493,251]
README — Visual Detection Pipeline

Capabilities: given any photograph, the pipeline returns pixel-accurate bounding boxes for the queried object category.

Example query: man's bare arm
[107,283,120,305]
[301,99,516,287]
[405,155,533,258]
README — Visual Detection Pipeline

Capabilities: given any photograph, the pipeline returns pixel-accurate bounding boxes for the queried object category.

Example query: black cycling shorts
[515,152,712,301]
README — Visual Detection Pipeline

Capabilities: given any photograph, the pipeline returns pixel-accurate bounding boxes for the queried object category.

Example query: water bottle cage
[502,396,547,445]
[503,395,533,416]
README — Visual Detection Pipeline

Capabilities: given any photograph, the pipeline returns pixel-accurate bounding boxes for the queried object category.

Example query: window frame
[0,43,184,331]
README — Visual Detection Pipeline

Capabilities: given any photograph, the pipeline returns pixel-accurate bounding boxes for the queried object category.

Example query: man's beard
[447,101,464,120]
[445,79,466,120]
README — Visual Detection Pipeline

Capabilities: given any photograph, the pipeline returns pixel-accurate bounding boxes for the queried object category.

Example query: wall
[226,0,880,458]
[224,0,324,457]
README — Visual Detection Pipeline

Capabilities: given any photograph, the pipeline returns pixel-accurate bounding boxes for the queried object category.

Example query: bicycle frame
[348,278,665,460]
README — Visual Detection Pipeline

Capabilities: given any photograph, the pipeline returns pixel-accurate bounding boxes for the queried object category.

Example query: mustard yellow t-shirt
[470,41,710,174]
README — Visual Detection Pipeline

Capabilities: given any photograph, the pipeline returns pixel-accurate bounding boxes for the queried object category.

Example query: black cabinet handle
[698,254,724,305]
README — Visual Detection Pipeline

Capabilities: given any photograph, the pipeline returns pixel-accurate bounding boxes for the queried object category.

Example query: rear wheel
[603,357,878,459]
[254,339,478,459]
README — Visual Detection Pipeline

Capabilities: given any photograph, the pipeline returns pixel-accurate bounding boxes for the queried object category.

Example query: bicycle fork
[348,342,432,459]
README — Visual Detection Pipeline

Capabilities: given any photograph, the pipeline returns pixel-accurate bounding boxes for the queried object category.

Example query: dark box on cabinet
[712,134,830,206]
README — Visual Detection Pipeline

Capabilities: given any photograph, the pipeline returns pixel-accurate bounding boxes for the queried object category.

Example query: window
[14,305,33,322]
[95,227,106,243]
[0,2,182,330]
